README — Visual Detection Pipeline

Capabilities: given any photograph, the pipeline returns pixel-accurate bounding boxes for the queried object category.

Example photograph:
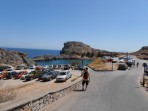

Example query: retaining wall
[6,80,82,111]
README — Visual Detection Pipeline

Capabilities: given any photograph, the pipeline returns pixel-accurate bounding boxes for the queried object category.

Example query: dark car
[118,64,128,70]
[0,66,11,71]
[64,64,71,70]
[6,71,18,79]
[15,66,23,70]
[25,70,42,81]
[38,69,53,80]
[41,71,59,81]
[126,62,132,68]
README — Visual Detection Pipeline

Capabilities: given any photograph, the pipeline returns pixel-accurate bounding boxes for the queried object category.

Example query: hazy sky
[0,0,148,52]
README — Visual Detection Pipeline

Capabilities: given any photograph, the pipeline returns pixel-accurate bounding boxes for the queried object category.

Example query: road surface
[42,60,148,111]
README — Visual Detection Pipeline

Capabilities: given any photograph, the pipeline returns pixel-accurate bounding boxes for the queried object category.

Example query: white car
[119,59,125,63]
[20,71,31,80]
[7,66,14,71]
[56,70,72,82]
[112,57,119,63]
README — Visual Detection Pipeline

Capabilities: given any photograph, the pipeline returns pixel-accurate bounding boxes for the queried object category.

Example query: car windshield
[59,72,66,75]
[45,72,52,75]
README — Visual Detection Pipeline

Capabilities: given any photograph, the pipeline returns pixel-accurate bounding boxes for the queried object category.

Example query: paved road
[42,60,148,111]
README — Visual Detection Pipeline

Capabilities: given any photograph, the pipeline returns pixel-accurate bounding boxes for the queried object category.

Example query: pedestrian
[137,62,139,68]
[81,67,90,91]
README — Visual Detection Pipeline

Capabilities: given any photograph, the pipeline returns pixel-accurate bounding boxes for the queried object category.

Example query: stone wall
[7,80,82,111]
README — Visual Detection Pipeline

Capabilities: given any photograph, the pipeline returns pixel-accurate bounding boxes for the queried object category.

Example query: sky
[0,0,148,52]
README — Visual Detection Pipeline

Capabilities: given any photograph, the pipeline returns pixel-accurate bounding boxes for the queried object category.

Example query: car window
[59,72,66,75]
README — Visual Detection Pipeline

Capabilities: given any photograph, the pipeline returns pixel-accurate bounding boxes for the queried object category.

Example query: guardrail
[7,79,82,111]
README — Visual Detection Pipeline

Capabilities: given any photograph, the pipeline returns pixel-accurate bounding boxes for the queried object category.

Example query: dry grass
[88,58,107,70]
[88,58,119,71]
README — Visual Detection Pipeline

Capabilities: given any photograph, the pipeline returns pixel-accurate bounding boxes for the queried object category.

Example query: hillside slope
[0,48,35,66]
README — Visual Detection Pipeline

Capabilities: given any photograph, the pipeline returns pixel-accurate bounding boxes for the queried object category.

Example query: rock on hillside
[60,41,115,57]
[133,46,148,60]
[0,48,35,66]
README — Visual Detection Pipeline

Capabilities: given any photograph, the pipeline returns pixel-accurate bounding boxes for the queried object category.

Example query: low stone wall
[7,80,82,111]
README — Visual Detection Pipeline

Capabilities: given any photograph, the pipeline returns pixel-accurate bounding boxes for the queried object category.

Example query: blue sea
[2,47,91,66]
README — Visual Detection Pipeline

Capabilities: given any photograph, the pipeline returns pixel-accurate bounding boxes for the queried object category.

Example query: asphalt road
[42,60,148,111]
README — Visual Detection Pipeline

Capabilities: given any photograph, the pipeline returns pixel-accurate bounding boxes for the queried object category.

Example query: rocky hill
[133,46,148,60]
[60,41,116,57]
[0,48,35,66]
[33,41,118,61]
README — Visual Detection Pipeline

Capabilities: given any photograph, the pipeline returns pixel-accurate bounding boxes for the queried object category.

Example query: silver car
[56,70,72,82]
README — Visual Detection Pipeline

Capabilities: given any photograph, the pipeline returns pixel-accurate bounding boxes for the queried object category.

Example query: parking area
[0,69,82,102]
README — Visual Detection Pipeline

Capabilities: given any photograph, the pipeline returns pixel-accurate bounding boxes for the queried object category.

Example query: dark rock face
[0,48,35,66]
[60,41,113,57]
[33,41,119,62]
[133,46,148,60]
[60,41,93,55]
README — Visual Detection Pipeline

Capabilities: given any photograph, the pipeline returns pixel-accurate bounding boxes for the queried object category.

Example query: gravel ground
[0,69,82,107]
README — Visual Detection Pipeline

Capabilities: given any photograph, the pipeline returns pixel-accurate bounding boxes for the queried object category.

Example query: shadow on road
[74,89,84,92]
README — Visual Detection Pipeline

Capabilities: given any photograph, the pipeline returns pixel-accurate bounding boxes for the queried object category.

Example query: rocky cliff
[60,41,115,57]
[133,46,148,60]
[33,41,118,61]
[0,48,35,66]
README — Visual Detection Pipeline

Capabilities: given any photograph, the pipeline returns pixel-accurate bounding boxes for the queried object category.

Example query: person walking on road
[81,67,90,91]
[137,62,139,68]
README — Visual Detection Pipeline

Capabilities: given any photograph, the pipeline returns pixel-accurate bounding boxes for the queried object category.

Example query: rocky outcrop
[0,48,35,66]
[133,46,148,60]
[33,41,119,61]
[60,41,116,57]
[60,41,93,55]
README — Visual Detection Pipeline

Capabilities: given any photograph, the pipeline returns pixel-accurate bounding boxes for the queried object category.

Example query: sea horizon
[0,47,61,58]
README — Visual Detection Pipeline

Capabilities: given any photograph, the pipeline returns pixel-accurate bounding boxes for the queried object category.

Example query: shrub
[88,58,106,69]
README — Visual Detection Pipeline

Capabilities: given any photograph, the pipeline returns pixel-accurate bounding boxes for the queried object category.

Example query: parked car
[20,72,31,80]
[53,65,58,69]
[0,71,8,79]
[112,57,119,63]
[29,65,36,69]
[15,66,23,70]
[6,71,17,79]
[57,64,64,69]
[118,63,128,70]
[14,71,28,79]
[25,70,42,81]
[56,70,72,82]
[64,64,71,70]
[0,66,13,71]
[38,69,53,80]
[48,65,53,69]
[119,59,125,63]
[41,71,59,81]
[126,61,133,68]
